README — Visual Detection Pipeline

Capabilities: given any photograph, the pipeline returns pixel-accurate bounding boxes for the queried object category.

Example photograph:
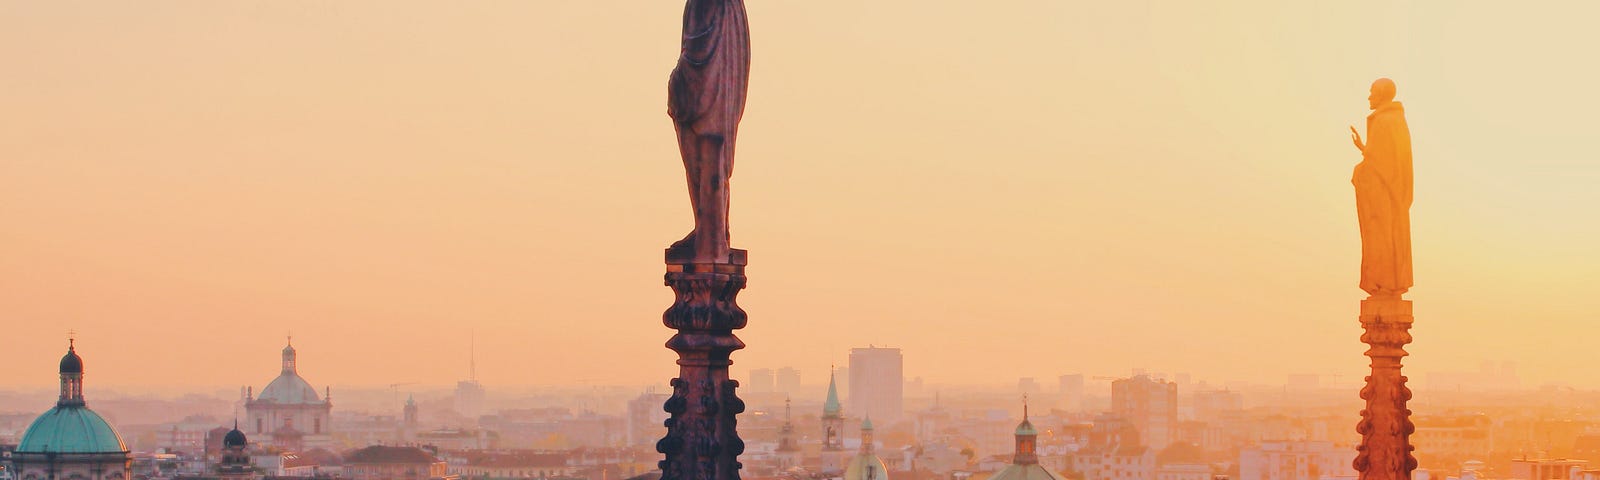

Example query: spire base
[1354,297,1417,480]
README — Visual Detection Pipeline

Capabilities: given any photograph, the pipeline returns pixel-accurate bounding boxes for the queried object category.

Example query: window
[256,418,263,433]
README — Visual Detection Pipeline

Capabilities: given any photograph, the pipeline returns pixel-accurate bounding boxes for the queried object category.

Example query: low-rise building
[345,446,455,480]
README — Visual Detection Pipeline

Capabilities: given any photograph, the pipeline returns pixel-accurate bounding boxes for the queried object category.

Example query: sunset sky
[3,1,1597,391]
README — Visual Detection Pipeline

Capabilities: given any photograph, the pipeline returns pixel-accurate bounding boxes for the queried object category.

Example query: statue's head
[1368,78,1397,110]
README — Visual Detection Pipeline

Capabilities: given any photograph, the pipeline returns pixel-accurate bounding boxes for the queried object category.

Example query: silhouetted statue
[668,0,750,263]
[1348,78,1414,298]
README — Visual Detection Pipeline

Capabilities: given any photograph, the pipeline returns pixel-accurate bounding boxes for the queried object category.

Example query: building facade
[344,446,455,480]
[1112,375,1178,450]
[1238,441,1356,480]
[243,340,333,450]
[848,347,904,424]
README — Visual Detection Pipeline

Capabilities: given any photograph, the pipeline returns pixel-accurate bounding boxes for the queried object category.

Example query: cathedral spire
[822,367,845,452]
[824,366,842,417]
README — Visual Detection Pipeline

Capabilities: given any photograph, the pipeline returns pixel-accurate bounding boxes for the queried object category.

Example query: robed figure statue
[668,0,750,263]
[1349,78,1414,299]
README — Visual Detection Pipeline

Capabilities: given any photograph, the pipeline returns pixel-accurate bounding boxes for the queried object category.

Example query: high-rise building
[627,389,671,447]
[749,368,775,393]
[1111,374,1177,449]
[848,347,904,424]
[775,367,801,395]
[1018,377,1041,397]
[1193,389,1243,421]
[455,337,486,419]
[1059,374,1085,411]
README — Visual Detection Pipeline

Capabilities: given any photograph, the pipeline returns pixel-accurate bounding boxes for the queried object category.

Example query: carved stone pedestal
[657,247,748,480]
[1354,298,1416,480]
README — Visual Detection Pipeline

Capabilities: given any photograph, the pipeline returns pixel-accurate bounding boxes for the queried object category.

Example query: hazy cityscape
[6,2,1600,480]
[3,342,1597,480]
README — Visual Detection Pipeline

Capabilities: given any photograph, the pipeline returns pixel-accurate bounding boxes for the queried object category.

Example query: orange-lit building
[344,446,454,480]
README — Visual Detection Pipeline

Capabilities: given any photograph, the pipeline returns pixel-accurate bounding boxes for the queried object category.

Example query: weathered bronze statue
[656,4,753,480]
[668,0,750,263]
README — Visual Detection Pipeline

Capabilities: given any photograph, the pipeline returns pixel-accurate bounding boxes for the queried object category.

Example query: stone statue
[1348,78,1414,299]
[667,0,750,263]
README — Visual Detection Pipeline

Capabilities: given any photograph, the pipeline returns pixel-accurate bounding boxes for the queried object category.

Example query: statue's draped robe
[668,0,750,259]
[1354,101,1414,297]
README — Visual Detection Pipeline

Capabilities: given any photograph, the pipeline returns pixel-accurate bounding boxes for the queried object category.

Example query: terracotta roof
[460,451,569,468]
[345,445,440,464]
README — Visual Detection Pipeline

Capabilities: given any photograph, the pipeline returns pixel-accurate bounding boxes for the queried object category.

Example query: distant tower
[844,416,888,480]
[821,368,848,473]
[1013,399,1038,465]
[454,334,486,420]
[989,398,1065,480]
[1111,374,1177,449]
[404,394,419,427]
[776,397,801,469]
[823,369,845,450]
[848,347,904,424]
[218,422,256,480]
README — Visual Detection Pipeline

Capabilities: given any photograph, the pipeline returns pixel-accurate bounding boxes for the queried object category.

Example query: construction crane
[388,382,418,404]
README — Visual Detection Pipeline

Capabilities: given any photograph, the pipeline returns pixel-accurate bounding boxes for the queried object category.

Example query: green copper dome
[1014,418,1037,436]
[844,453,889,480]
[18,341,129,454]
[17,406,128,454]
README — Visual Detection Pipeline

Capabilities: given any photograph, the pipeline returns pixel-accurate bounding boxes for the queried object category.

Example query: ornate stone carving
[1352,299,1418,480]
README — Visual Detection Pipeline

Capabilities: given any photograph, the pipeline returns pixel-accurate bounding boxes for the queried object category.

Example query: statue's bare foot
[669,230,697,250]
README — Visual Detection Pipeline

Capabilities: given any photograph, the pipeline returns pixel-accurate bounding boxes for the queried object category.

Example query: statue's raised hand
[1350,126,1366,152]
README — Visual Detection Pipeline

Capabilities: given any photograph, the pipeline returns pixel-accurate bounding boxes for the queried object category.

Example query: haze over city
[5,1,1598,393]
[6,3,1600,480]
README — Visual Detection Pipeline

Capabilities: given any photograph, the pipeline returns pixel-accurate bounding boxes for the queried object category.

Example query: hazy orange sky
[3,1,1598,391]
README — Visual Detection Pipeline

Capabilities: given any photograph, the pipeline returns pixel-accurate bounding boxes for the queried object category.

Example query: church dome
[258,372,321,404]
[19,343,126,455]
[989,463,1066,480]
[17,407,128,454]
[843,453,889,480]
[1014,417,1037,436]
[224,426,249,447]
[257,339,323,405]
[59,344,83,374]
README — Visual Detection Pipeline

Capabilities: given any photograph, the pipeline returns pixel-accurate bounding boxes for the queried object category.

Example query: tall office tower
[1111,374,1178,449]
[1018,377,1042,397]
[626,389,671,447]
[749,368,775,393]
[775,367,801,395]
[848,347,904,424]
[1059,374,1085,411]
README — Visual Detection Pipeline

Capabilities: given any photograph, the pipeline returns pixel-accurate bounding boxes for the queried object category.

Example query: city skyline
[5,1,1600,390]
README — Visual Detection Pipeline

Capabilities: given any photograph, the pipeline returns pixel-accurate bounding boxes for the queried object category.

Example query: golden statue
[1348,78,1414,299]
